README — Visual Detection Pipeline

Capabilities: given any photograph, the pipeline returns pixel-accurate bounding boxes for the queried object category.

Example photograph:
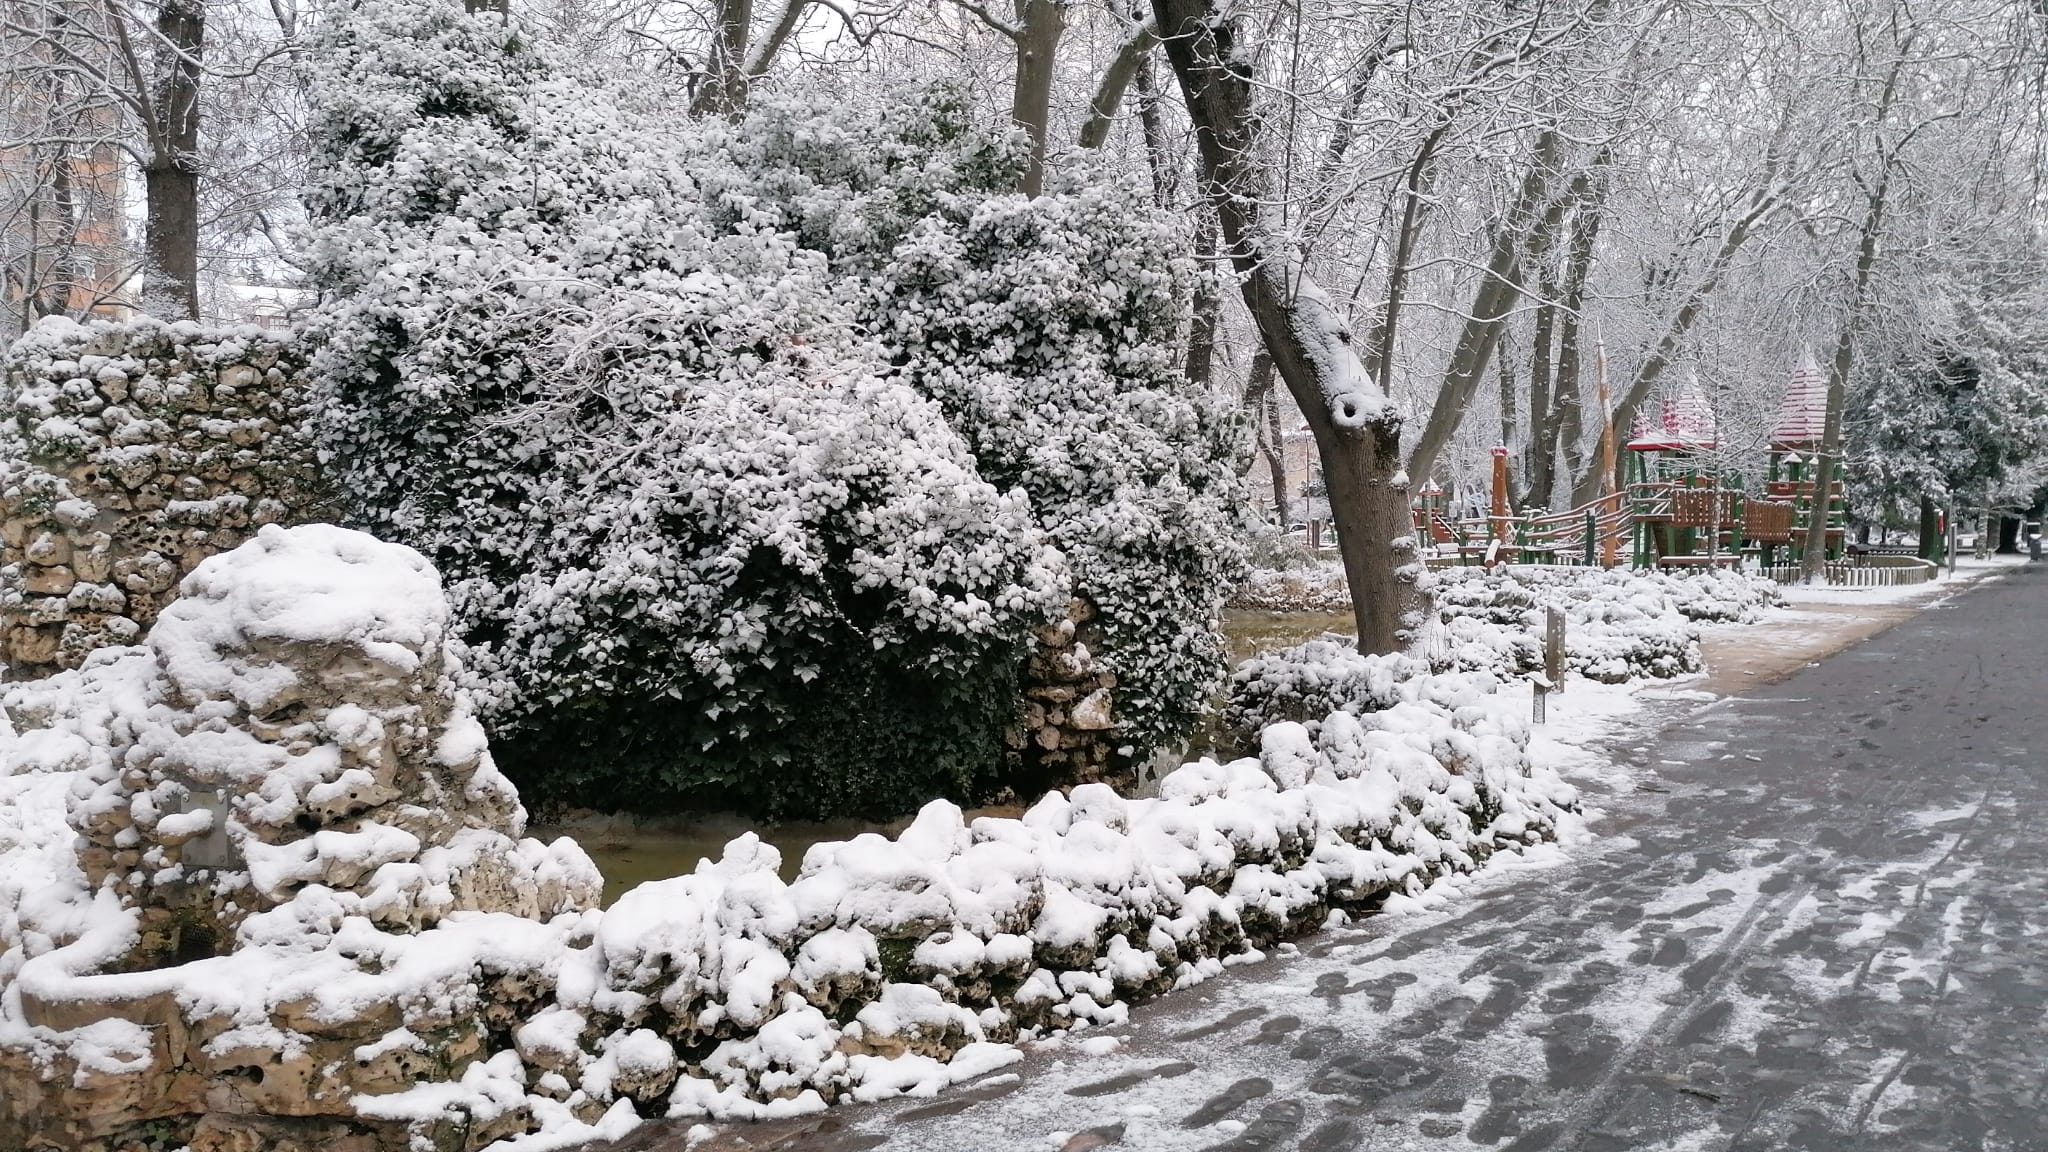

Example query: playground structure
[1412,364,1929,585]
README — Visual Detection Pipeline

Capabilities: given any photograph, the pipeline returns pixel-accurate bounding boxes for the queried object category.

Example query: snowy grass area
[0,528,1594,1151]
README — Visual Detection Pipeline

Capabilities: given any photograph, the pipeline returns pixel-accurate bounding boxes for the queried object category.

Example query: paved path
[623,564,2046,1152]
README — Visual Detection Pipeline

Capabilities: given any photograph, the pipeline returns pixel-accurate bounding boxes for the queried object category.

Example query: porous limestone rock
[0,524,600,1152]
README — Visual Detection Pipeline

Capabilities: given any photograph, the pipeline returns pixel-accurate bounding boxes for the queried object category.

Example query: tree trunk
[1800,173,1894,580]
[1541,170,1603,504]
[1497,334,1517,455]
[1184,215,1219,387]
[1078,18,1158,149]
[1132,54,1176,207]
[1917,494,1940,559]
[1012,0,1066,197]
[1524,299,1557,506]
[144,0,203,321]
[1361,122,1446,393]
[1997,514,2020,554]
[1238,351,1287,523]
[1797,316,1857,579]
[691,0,756,115]
[1264,381,1289,526]
[1152,0,1425,653]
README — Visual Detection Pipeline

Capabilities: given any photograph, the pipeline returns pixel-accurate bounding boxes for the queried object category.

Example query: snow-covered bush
[303,2,1068,817]
[1431,566,1705,683]
[704,92,1250,769]
[304,3,1243,814]
[1230,565,1780,737]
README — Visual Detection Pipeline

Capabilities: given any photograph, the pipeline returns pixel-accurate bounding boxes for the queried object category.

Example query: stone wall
[1012,597,1122,788]
[0,316,323,679]
[0,526,1576,1152]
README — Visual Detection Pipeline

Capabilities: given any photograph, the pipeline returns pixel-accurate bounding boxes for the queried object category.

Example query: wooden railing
[1419,491,1632,566]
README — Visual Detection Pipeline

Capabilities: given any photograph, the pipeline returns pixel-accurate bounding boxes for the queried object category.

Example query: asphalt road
[621,563,2047,1152]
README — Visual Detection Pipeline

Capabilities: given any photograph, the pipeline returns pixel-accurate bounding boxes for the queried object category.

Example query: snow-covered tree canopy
[303,0,1243,815]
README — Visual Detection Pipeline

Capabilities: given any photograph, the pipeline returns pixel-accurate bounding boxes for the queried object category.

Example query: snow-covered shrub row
[1229,561,1352,613]
[1,527,1574,1151]
[1432,564,1779,628]
[1634,566,1784,623]
[302,1,1243,815]
[1430,565,1779,683]
[349,661,1574,1143]
[1228,566,1778,735]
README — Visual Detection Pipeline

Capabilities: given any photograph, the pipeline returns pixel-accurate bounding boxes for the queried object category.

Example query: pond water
[1219,607,1355,660]
[554,609,1358,905]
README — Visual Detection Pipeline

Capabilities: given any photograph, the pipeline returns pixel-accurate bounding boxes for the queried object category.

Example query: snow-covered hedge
[1,528,1575,1151]
[303,2,1076,817]
[1229,566,1782,740]
[1432,565,1779,682]
[1230,562,1352,613]
[303,1,1242,814]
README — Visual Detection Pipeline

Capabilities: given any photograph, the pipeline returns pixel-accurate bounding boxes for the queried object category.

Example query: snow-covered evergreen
[301,2,1242,813]
[302,3,1067,815]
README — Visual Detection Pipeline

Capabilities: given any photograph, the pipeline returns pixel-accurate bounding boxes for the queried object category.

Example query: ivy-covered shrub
[302,1,1066,817]
[707,98,1251,766]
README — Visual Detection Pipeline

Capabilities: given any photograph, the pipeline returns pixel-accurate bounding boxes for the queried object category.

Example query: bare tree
[1151,0,1426,653]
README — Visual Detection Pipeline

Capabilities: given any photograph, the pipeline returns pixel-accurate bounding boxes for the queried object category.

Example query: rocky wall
[0,525,602,1152]
[0,316,323,679]
[1012,597,1121,788]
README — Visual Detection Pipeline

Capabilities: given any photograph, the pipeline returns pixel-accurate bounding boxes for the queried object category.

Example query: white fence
[1759,556,1939,587]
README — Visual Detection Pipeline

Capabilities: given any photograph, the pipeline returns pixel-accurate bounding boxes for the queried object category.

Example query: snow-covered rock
[0,524,600,1152]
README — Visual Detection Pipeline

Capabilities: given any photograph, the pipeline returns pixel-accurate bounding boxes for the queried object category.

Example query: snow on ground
[10,547,1947,1150]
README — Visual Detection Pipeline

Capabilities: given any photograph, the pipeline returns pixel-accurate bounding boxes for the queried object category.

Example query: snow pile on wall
[0,527,1579,1152]
[0,316,324,681]
[0,524,600,1152]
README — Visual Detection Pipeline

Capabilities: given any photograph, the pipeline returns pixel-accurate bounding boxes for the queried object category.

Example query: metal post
[1947,503,1959,577]
[1491,447,1511,543]
[1534,607,1565,725]
[1545,607,1566,687]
